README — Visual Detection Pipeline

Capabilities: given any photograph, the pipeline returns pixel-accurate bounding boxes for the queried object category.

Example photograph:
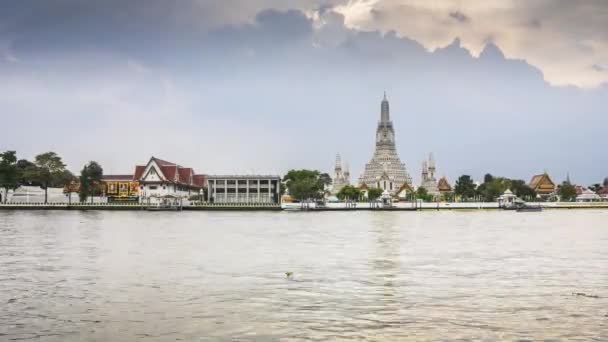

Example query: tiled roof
[102,175,134,181]
[529,173,555,190]
[438,177,452,192]
[133,165,146,180]
[134,157,204,188]
[151,157,178,167]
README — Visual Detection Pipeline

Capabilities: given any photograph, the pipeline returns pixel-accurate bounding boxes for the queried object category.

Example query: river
[1,210,607,341]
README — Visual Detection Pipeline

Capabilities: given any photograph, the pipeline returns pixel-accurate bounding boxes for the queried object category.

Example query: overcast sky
[1,0,606,185]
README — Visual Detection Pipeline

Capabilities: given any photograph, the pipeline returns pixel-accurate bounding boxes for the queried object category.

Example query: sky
[0,0,607,185]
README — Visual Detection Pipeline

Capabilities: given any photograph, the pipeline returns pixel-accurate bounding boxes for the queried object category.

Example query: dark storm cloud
[0,1,607,183]
[449,11,469,23]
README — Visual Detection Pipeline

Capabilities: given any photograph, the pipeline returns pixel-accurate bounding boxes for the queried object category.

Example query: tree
[337,185,361,201]
[79,161,103,203]
[415,186,433,201]
[454,175,477,201]
[558,181,577,202]
[28,152,67,203]
[588,183,602,193]
[367,187,383,201]
[282,169,326,201]
[510,179,536,200]
[0,151,19,203]
[478,177,510,202]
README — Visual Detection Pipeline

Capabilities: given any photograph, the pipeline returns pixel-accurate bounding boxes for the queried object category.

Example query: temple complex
[528,172,556,199]
[419,153,439,196]
[359,94,412,194]
[331,153,350,194]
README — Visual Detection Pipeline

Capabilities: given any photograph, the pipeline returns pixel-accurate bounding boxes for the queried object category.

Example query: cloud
[0,3,607,184]
[334,0,608,88]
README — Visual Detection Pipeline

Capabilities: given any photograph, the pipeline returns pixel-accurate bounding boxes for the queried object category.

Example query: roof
[437,177,452,192]
[133,165,146,180]
[102,175,134,181]
[206,175,281,180]
[151,157,178,167]
[529,172,555,191]
[598,187,608,195]
[397,182,413,193]
[134,157,204,188]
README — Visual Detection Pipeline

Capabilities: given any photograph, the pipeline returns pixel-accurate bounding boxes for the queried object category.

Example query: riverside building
[359,93,412,194]
[133,157,205,204]
[206,175,281,204]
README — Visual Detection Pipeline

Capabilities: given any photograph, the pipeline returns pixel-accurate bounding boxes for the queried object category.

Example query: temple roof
[529,172,555,190]
[134,157,204,188]
[437,177,452,192]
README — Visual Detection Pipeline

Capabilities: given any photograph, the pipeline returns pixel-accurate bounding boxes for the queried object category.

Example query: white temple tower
[358,93,412,194]
[332,153,350,194]
[420,153,439,196]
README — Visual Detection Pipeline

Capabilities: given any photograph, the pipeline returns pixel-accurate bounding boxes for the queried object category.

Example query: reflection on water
[1,210,607,341]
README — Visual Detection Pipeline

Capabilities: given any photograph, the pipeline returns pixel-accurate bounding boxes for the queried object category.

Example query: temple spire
[381,92,390,122]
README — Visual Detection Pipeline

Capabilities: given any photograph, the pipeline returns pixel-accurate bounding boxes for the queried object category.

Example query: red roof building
[134,157,205,203]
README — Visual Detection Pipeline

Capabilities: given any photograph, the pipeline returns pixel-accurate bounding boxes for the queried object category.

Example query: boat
[145,203,182,211]
[145,195,183,211]
[516,205,543,212]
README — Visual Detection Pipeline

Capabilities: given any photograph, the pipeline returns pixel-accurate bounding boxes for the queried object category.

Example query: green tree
[478,177,510,202]
[415,186,433,201]
[337,185,361,201]
[588,183,602,193]
[454,175,477,201]
[282,169,325,201]
[558,181,577,202]
[28,152,68,203]
[0,151,19,203]
[367,187,383,201]
[79,161,103,203]
[510,179,536,200]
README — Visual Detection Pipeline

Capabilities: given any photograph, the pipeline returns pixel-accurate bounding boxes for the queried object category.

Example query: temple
[358,93,412,194]
[419,153,439,196]
[331,153,350,194]
[528,172,556,199]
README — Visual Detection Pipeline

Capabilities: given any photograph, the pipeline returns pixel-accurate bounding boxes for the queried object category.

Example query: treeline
[0,150,104,203]
[454,173,578,202]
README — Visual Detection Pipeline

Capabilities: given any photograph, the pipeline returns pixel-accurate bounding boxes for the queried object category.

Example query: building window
[150,186,158,190]
[163,186,166,190]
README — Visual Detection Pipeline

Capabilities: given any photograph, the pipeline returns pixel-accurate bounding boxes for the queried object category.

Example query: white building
[133,157,205,204]
[207,175,281,204]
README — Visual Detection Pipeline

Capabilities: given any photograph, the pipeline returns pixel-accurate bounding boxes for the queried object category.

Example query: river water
[1,210,607,341]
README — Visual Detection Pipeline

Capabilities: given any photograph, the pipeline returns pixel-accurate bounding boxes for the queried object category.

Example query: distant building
[331,153,350,194]
[133,157,205,204]
[206,175,281,204]
[437,177,452,194]
[359,93,412,194]
[102,175,139,202]
[528,172,556,199]
[396,182,414,199]
[419,153,439,196]
[576,188,600,202]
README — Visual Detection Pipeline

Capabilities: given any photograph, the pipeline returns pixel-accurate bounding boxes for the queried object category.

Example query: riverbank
[1,202,608,211]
